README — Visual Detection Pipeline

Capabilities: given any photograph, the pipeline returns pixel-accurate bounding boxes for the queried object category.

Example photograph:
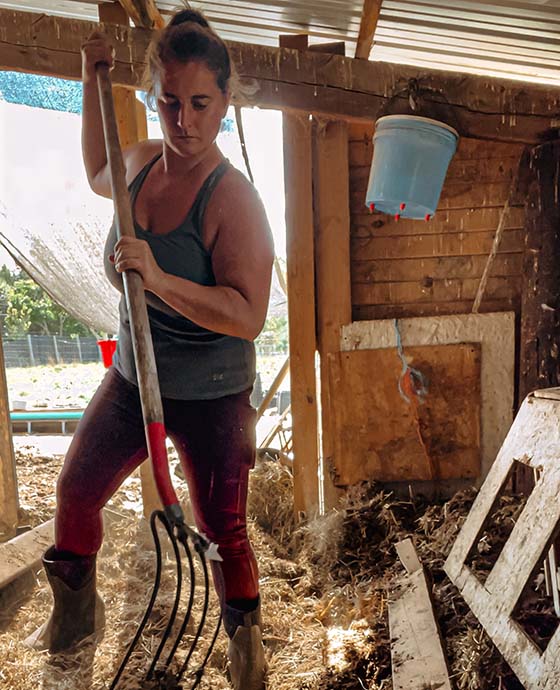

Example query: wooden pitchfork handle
[95,63,182,520]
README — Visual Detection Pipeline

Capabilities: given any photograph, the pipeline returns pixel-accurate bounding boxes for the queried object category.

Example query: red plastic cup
[97,339,117,368]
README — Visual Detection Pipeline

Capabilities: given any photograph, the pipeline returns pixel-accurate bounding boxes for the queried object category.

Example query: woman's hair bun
[169,8,210,29]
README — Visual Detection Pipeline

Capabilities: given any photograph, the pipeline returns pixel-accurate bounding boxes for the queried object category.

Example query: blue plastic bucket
[365,115,458,219]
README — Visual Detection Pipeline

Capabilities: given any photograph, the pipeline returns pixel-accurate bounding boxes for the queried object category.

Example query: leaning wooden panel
[0,519,54,589]
[328,344,481,485]
[444,392,560,689]
[389,538,452,690]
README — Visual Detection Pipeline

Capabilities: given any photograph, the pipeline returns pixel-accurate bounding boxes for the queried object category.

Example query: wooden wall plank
[351,158,522,188]
[352,276,521,305]
[349,137,526,167]
[353,300,518,320]
[351,229,524,260]
[352,254,523,283]
[313,118,351,511]
[283,113,319,517]
[352,207,525,238]
[0,333,18,542]
[351,182,518,213]
[2,8,560,143]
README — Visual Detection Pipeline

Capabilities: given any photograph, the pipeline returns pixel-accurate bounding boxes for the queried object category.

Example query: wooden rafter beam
[117,0,164,29]
[355,0,382,59]
[1,8,560,143]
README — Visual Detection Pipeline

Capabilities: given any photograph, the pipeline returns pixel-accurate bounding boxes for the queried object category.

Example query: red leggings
[55,368,259,603]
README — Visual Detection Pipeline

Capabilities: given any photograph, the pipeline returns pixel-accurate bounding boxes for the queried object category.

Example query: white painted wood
[389,553,452,690]
[396,537,422,575]
[444,394,560,689]
[533,388,560,401]
[341,312,515,482]
[0,519,53,589]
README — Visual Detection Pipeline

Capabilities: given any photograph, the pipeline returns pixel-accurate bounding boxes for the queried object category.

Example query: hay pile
[0,445,554,690]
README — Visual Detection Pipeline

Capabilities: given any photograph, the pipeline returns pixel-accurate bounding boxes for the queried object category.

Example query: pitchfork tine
[162,539,197,672]
[177,539,213,683]
[146,519,183,680]
[109,511,167,690]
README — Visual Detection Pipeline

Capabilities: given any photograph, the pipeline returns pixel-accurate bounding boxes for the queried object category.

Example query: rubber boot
[24,546,105,653]
[223,598,267,690]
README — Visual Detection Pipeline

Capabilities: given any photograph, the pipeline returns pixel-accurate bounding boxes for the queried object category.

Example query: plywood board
[328,343,481,485]
[341,313,514,482]
[444,393,560,689]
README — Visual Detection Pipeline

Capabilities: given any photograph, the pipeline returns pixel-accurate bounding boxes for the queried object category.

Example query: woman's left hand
[111,237,164,293]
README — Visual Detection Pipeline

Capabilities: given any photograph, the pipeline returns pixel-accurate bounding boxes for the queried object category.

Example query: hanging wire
[394,319,429,405]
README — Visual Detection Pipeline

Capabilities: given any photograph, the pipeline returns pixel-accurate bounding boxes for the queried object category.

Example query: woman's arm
[81,32,114,197]
[112,172,275,341]
[80,32,158,197]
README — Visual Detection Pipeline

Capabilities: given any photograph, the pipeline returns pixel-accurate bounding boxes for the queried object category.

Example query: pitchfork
[95,63,222,689]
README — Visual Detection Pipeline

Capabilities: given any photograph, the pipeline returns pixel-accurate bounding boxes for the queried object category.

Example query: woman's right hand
[81,32,115,82]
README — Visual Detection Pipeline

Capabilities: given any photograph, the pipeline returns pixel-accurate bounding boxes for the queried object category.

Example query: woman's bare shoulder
[122,139,163,184]
[215,165,262,207]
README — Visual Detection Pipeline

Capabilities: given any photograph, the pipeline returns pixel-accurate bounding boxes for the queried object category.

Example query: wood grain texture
[328,344,481,485]
[313,119,351,511]
[444,394,560,689]
[0,331,18,541]
[283,113,319,517]
[390,540,452,690]
[2,8,560,142]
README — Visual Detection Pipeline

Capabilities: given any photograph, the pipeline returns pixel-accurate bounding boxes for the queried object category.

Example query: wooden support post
[313,119,352,511]
[0,332,18,541]
[117,0,164,29]
[283,112,319,518]
[99,2,157,519]
[355,0,383,59]
[519,139,560,402]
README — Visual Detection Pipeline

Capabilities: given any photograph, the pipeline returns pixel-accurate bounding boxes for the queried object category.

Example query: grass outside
[5,355,289,410]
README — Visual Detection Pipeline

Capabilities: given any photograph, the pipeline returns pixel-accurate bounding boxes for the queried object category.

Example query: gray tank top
[104,154,256,400]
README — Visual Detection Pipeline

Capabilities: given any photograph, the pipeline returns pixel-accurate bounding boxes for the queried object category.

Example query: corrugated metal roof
[373,1,560,85]
[1,0,559,86]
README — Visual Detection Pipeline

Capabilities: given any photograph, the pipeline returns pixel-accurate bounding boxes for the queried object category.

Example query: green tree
[257,314,288,353]
[0,267,92,337]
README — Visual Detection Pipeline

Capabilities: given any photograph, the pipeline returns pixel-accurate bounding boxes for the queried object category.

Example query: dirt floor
[0,440,555,689]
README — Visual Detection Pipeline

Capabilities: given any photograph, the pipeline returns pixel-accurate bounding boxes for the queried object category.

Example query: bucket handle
[377,78,462,134]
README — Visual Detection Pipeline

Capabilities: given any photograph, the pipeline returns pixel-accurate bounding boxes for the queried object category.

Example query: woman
[28,8,274,690]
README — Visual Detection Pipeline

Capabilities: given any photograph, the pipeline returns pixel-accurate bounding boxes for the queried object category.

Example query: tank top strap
[189,159,231,237]
[128,152,163,201]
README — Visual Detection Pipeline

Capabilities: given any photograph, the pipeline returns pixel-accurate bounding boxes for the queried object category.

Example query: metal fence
[3,335,286,368]
[3,335,102,367]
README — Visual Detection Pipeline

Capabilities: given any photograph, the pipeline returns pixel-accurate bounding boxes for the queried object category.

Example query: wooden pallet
[444,389,560,689]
